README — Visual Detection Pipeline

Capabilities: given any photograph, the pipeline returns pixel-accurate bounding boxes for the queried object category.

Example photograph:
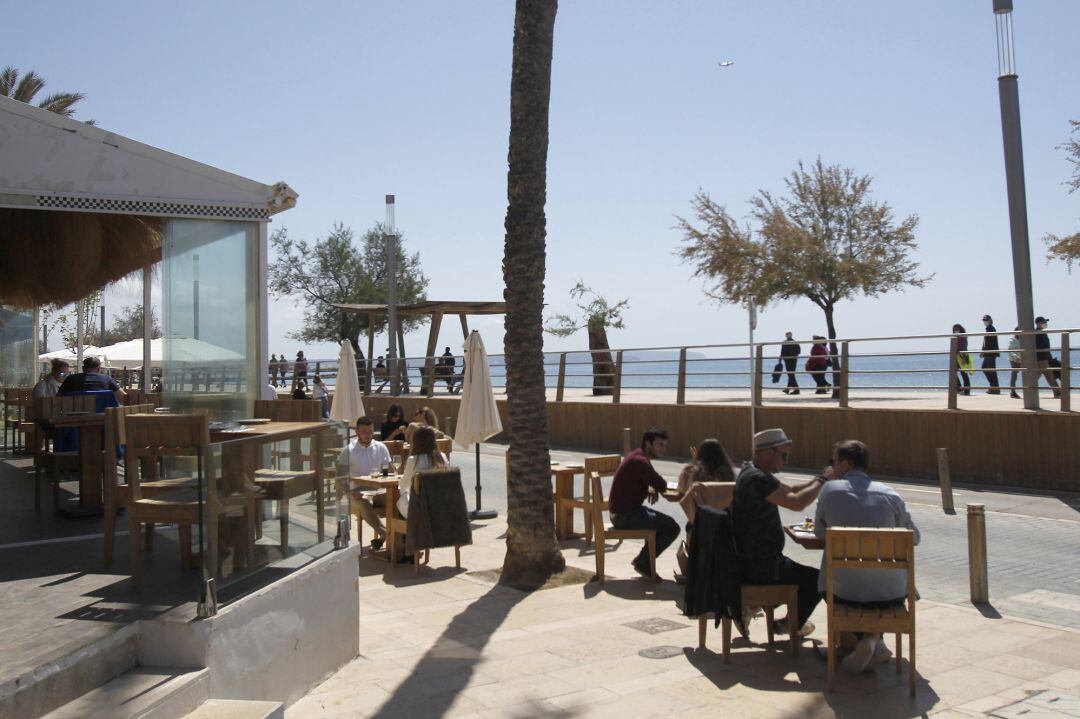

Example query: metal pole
[470,443,497,520]
[142,265,152,390]
[993,0,1038,410]
[748,299,756,443]
[100,305,106,347]
[385,195,399,396]
[193,253,200,341]
[76,298,85,369]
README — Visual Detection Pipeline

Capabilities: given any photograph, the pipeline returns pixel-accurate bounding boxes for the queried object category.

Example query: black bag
[1049,356,1062,381]
[771,361,783,384]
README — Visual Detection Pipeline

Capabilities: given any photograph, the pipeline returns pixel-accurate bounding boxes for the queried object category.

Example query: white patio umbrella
[454,330,503,519]
[329,340,366,427]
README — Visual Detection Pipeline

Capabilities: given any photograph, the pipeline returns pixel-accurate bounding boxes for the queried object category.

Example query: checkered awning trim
[36,195,269,220]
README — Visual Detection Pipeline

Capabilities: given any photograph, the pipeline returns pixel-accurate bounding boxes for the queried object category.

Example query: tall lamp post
[993,0,1039,410]
[385,195,400,395]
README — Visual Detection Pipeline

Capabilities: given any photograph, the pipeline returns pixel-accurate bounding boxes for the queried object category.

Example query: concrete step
[0,622,138,719]
[41,667,208,719]
[185,699,284,719]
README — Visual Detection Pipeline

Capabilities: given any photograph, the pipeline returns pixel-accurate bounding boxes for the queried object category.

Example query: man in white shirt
[339,416,392,549]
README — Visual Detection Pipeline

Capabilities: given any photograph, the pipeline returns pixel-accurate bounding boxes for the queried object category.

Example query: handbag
[771,361,782,384]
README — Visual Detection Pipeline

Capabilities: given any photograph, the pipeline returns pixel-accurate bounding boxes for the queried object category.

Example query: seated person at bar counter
[731,428,827,637]
[814,439,920,674]
[59,356,126,403]
[608,426,680,581]
[339,416,393,550]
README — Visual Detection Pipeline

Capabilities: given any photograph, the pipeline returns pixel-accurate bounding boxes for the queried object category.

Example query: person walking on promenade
[814,439,920,674]
[1007,327,1022,399]
[980,315,1001,394]
[731,428,827,637]
[294,350,309,389]
[806,336,831,394]
[269,354,279,386]
[780,332,801,395]
[609,427,680,581]
[952,324,972,396]
[277,352,288,387]
[1034,316,1062,398]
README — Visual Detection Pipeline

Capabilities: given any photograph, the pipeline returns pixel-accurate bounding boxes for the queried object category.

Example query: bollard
[936,448,955,513]
[622,427,632,456]
[967,504,988,604]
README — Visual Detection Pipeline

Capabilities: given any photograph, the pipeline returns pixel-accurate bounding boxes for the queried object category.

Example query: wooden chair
[255,399,320,469]
[588,472,656,585]
[4,387,32,452]
[124,414,255,585]
[572,454,621,543]
[103,404,191,566]
[390,468,469,574]
[252,399,320,548]
[697,584,799,663]
[33,395,97,510]
[826,527,918,697]
[383,440,408,468]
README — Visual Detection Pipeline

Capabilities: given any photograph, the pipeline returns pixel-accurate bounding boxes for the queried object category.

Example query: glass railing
[190,417,349,615]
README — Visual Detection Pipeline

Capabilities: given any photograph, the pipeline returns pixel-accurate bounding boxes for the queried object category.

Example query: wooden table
[350,474,400,561]
[211,421,334,544]
[550,463,587,540]
[785,524,825,550]
[50,412,106,514]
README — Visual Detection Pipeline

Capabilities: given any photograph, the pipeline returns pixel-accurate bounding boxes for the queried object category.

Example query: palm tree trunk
[500,0,565,589]
[588,324,615,396]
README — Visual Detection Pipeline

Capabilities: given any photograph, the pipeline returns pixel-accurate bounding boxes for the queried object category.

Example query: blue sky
[10,1,1078,361]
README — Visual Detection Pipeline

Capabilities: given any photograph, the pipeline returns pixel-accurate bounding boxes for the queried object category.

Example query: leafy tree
[677,159,930,392]
[102,304,162,345]
[501,0,565,589]
[1,65,87,118]
[545,282,628,395]
[54,292,102,350]
[1045,119,1080,272]
[268,222,429,355]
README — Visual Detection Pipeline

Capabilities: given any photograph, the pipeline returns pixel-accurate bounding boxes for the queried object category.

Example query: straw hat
[754,428,792,450]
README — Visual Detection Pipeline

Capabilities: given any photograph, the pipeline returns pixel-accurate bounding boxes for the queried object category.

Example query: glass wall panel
[198,419,348,608]
[161,219,258,419]
[0,305,36,390]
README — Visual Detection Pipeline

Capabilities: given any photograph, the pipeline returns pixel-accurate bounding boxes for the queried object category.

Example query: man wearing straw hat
[731,428,827,637]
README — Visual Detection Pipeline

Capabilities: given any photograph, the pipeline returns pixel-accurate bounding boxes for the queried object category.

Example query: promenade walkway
[289,510,1080,718]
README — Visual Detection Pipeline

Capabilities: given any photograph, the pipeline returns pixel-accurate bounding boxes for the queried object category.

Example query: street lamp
[993,0,1039,410]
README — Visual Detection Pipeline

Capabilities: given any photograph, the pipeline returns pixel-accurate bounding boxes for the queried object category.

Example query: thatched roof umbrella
[0,208,162,308]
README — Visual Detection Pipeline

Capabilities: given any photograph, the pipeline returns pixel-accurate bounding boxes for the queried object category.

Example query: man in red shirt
[608,427,680,580]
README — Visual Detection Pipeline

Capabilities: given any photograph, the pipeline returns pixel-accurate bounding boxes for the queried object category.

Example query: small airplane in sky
[718,60,735,67]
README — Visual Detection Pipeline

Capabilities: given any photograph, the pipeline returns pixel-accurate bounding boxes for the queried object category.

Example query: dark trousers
[982,356,999,390]
[783,357,798,389]
[956,361,971,392]
[1009,360,1021,391]
[611,506,680,568]
[750,556,821,629]
[810,370,829,392]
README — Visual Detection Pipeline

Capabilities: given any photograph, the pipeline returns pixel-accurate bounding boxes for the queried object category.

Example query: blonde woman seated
[403,406,447,444]
[396,426,449,518]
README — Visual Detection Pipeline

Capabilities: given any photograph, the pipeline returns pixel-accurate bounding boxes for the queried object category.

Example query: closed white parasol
[329,340,366,426]
[454,330,502,518]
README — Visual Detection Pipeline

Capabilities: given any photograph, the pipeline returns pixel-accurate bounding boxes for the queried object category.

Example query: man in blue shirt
[59,356,125,404]
[814,439,920,674]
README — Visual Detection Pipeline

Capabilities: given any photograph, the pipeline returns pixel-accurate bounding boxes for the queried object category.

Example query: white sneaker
[841,635,878,674]
[869,639,893,667]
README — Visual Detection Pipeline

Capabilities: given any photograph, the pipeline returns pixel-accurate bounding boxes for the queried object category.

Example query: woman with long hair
[396,426,449,518]
[380,403,408,441]
[675,438,736,496]
[404,405,445,443]
[953,324,972,396]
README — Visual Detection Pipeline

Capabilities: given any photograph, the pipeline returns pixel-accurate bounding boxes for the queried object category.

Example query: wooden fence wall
[359,395,1079,492]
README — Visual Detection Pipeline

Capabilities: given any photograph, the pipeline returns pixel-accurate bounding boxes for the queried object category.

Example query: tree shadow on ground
[367,577,580,719]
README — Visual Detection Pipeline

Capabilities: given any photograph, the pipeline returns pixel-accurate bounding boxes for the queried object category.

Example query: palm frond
[0,66,18,96]
[36,91,86,116]
[13,70,44,103]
